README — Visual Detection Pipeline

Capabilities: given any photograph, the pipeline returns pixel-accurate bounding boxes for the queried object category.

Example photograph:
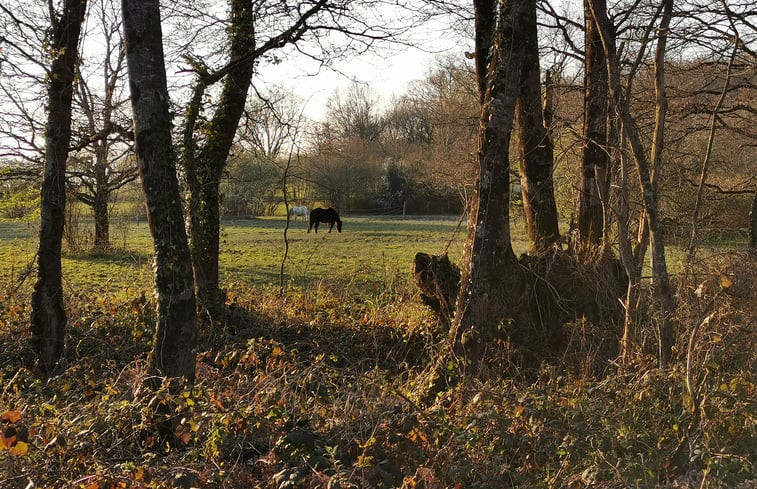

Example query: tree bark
[578,0,611,249]
[615,125,640,363]
[122,0,197,381]
[183,0,256,316]
[750,190,757,251]
[93,145,110,250]
[452,0,528,366]
[31,0,87,377]
[516,1,559,254]
[473,0,496,105]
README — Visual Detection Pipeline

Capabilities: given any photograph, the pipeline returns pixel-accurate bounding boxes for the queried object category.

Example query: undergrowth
[0,253,755,488]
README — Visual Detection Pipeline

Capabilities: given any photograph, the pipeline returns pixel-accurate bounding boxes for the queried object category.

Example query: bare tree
[28,0,88,376]
[415,59,479,208]
[182,0,259,316]
[588,0,676,366]
[309,83,386,210]
[68,0,136,250]
[122,0,198,381]
[240,89,304,161]
[180,0,419,316]
[0,4,49,165]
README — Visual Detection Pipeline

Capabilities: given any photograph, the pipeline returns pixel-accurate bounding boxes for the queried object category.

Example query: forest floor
[0,216,754,488]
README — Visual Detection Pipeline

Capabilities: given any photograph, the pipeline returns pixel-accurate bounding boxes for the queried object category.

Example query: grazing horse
[289,205,309,221]
[308,207,342,233]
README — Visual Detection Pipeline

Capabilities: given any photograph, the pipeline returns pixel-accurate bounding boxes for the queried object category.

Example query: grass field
[0,211,744,301]
[1,214,485,299]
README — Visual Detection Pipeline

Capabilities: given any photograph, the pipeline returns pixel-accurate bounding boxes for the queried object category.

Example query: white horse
[289,205,309,221]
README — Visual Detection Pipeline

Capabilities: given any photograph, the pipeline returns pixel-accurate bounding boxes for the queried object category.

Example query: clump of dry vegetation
[1,254,755,488]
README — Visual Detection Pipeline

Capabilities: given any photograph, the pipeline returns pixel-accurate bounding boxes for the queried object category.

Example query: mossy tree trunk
[451,0,529,367]
[183,0,256,317]
[31,0,87,377]
[578,0,611,249]
[516,1,559,254]
[122,0,198,381]
[182,0,327,317]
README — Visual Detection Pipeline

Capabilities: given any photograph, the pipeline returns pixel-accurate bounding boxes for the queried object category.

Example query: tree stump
[412,252,461,326]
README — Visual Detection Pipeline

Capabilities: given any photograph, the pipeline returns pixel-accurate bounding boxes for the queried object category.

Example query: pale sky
[253,18,469,122]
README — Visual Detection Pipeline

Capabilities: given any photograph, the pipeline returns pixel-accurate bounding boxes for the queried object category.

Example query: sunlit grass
[1,212,746,303]
[1,214,475,300]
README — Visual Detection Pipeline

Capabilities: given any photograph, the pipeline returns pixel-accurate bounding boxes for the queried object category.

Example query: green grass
[220,215,475,289]
[1,214,482,300]
[1,212,745,302]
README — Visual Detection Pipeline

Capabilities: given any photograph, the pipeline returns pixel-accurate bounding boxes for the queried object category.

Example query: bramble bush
[0,253,755,488]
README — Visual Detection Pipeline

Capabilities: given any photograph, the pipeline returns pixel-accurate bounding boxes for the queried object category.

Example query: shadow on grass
[199,285,439,379]
[64,248,152,266]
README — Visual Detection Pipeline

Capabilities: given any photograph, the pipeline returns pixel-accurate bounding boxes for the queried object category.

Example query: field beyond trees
[1,215,755,488]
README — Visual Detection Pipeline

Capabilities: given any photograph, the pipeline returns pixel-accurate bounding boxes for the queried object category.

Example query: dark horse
[308,207,342,233]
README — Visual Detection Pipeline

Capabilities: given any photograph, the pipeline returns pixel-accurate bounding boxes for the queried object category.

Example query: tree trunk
[122,0,197,381]
[578,0,611,249]
[516,1,559,254]
[750,190,757,251]
[93,188,110,250]
[452,0,528,366]
[185,159,224,313]
[184,0,256,316]
[31,0,87,377]
[93,145,110,250]
[615,125,640,363]
[472,0,496,105]
[588,0,676,366]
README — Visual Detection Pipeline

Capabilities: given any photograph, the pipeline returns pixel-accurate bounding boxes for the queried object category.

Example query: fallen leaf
[719,274,733,290]
[10,441,28,456]
[1,411,22,423]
